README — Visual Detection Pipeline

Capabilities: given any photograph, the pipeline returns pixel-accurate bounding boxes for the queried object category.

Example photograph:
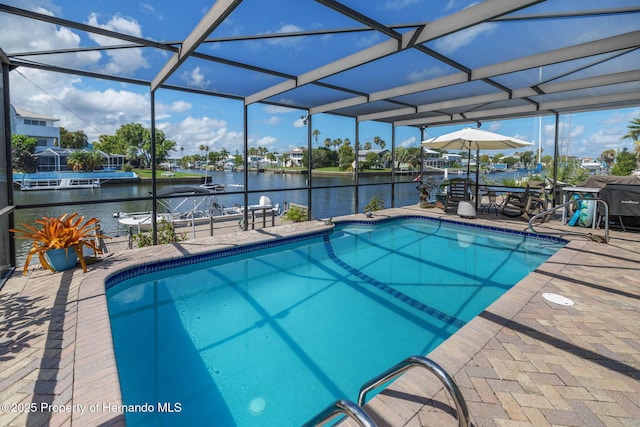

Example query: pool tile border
[335,214,568,245]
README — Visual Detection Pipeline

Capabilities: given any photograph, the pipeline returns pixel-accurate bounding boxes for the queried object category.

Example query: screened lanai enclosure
[1,1,640,276]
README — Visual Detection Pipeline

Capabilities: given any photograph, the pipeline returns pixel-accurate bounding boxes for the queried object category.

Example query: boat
[581,158,602,171]
[114,186,248,232]
[198,182,226,192]
[114,186,223,231]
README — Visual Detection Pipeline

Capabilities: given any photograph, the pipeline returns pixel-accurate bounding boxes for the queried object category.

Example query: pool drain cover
[542,293,574,306]
[249,397,266,414]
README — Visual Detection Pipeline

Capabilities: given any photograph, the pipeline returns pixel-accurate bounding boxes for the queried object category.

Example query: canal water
[12,169,525,264]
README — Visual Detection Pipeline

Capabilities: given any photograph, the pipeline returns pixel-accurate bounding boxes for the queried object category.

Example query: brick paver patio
[1,208,638,426]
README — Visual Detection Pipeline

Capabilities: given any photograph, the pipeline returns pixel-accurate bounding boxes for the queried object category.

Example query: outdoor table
[248,205,276,229]
[478,186,501,214]
[561,186,602,229]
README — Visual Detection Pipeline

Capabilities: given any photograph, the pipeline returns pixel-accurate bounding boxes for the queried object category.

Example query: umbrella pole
[475,148,480,210]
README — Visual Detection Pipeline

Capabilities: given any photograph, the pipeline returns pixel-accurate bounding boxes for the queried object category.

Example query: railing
[302,399,376,427]
[303,355,470,427]
[528,197,609,243]
[358,356,470,427]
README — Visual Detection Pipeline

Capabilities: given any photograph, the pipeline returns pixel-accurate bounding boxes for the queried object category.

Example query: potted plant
[416,177,438,208]
[10,213,107,274]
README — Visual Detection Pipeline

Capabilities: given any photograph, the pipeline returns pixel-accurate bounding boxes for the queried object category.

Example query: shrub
[364,195,384,213]
[282,205,307,222]
[132,220,187,247]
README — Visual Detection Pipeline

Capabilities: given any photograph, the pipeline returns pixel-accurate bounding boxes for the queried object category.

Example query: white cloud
[251,136,278,150]
[266,116,280,125]
[398,135,417,148]
[569,124,585,140]
[262,104,297,114]
[85,13,150,75]
[407,66,446,82]
[140,3,163,21]
[181,67,210,89]
[0,8,101,68]
[488,122,501,132]
[381,0,421,10]
[168,100,192,113]
[434,22,497,54]
[604,108,640,125]
[159,115,245,154]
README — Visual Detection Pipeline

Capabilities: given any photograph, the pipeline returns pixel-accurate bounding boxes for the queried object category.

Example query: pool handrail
[357,356,470,427]
[301,399,377,427]
[528,197,609,243]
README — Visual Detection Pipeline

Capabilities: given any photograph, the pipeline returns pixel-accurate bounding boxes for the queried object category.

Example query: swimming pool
[106,217,565,426]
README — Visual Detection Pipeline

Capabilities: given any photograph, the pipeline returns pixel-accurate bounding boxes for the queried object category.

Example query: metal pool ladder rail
[304,356,470,427]
[358,356,471,427]
[528,197,609,243]
[301,399,376,427]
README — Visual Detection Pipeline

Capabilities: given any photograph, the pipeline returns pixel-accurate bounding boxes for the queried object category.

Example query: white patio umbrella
[421,127,534,209]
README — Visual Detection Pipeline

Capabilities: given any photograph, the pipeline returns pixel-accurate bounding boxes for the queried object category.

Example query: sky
[2,0,639,160]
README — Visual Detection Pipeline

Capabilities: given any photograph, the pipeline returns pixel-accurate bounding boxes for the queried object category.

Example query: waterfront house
[286,147,305,167]
[357,149,390,168]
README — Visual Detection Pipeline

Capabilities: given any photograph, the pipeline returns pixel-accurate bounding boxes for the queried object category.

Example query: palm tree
[622,117,640,169]
[324,138,332,150]
[312,129,321,147]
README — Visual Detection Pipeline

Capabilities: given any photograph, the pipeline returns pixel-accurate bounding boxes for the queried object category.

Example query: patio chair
[444,178,470,212]
[501,184,548,220]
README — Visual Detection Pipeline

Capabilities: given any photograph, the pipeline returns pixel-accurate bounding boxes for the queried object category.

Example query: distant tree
[611,147,637,176]
[11,134,38,173]
[66,151,101,171]
[395,147,410,169]
[363,151,380,169]
[364,141,372,150]
[94,134,125,154]
[59,127,88,149]
[382,151,392,168]
[309,147,338,168]
[109,123,176,168]
[338,143,354,170]
[67,151,90,171]
[406,147,422,171]
[503,156,518,167]
[324,137,332,150]
[266,152,277,165]
[312,129,321,147]
[519,150,535,169]
[622,117,640,170]
[373,136,386,150]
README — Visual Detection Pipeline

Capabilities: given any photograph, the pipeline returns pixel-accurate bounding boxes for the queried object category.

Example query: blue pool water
[106,217,565,426]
